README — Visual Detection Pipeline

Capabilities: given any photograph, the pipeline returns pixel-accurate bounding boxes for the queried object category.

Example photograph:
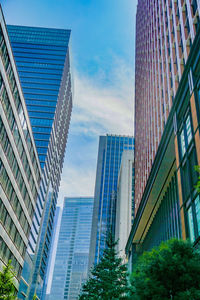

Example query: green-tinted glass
[195,195,200,236]
[188,206,195,242]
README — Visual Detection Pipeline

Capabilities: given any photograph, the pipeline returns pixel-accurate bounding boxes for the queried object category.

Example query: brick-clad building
[127,0,200,266]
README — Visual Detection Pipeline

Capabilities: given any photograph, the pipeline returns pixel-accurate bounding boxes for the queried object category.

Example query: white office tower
[115,150,134,260]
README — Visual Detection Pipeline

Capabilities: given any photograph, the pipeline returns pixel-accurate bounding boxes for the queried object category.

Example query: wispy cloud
[73,56,134,135]
[59,167,96,206]
[58,56,134,205]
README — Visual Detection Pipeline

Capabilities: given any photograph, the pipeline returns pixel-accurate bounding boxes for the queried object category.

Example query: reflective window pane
[188,206,195,242]
[195,195,200,236]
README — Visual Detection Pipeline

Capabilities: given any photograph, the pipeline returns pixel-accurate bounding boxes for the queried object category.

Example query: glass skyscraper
[0,7,41,287]
[43,206,62,297]
[89,135,134,269]
[7,25,72,299]
[49,197,94,300]
[7,25,71,169]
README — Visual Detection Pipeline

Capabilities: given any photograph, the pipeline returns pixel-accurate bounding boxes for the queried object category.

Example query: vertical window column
[174,115,186,239]
[190,92,200,166]
[176,88,200,243]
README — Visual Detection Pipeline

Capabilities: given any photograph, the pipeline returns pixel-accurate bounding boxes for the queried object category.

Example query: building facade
[126,0,200,266]
[43,206,62,298]
[0,6,41,289]
[49,197,94,300]
[7,25,72,298]
[89,135,134,269]
[115,150,134,260]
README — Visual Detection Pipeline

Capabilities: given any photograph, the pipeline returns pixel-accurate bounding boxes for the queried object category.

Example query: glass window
[186,115,192,145]
[33,133,50,140]
[0,240,6,260]
[180,129,186,156]
[20,72,61,81]
[188,148,198,186]
[7,106,14,127]
[5,214,11,232]
[0,205,6,224]
[18,139,23,157]
[16,202,22,219]
[13,124,20,145]
[15,56,64,66]
[12,159,19,178]
[10,223,16,240]
[37,147,48,154]
[7,147,14,166]
[1,168,9,190]
[5,247,10,263]
[14,232,19,247]
[26,132,32,151]
[15,60,64,70]
[27,105,55,113]
[11,193,18,210]
[40,162,45,168]
[187,206,195,242]
[5,181,12,199]
[31,118,53,127]
[38,154,46,162]
[35,140,49,147]
[26,99,56,107]
[179,113,194,158]
[11,41,68,51]
[23,86,59,95]
[29,111,54,119]
[195,195,200,236]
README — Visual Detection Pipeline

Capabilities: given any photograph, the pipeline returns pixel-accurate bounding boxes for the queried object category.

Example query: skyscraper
[126,1,200,265]
[0,6,41,287]
[7,25,72,298]
[49,197,94,300]
[115,150,134,261]
[43,206,62,298]
[89,135,134,269]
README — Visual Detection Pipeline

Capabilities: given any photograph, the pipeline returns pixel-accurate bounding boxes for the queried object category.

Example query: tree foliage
[79,234,130,299]
[0,261,16,300]
[130,239,200,300]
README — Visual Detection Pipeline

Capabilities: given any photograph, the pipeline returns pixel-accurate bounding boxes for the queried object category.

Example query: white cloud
[73,57,134,136]
[58,167,96,207]
[58,56,134,204]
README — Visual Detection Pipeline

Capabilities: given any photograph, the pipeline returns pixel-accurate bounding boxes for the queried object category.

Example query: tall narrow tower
[89,135,134,270]
[8,25,73,299]
[49,197,94,300]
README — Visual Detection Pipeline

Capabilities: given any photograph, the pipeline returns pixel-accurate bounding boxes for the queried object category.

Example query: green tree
[0,261,16,300]
[79,234,130,299]
[130,239,200,300]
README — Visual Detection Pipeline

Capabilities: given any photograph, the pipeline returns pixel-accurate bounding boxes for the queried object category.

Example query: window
[188,206,195,241]
[187,195,200,242]
[179,114,193,158]
[0,68,40,193]
[192,0,198,16]
[10,223,16,240]
[179,110,198,205]
[195,195,200,236]
[186,115,192,144]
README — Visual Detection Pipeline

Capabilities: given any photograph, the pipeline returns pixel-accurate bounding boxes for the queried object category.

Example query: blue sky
[2,0,137,204]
